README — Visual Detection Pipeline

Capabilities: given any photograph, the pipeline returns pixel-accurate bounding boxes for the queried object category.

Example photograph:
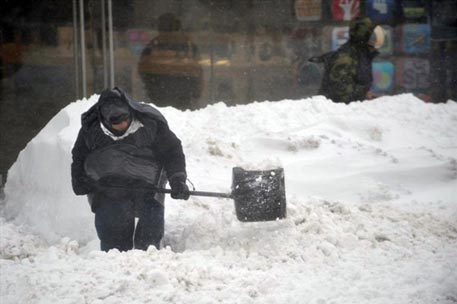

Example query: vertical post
[72,0,80,99]
[209,4,214,103]
[79,0,87,97]
[246,0,255,102]
[108,0,115,88]
[101,0,108,89]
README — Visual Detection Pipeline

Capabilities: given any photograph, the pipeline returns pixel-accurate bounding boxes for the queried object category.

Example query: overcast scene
[1,93,457,303]
[1,1,457,303]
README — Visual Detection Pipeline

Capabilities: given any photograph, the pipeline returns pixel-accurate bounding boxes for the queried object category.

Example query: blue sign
[401,24,430,54]
[366,0,395,23]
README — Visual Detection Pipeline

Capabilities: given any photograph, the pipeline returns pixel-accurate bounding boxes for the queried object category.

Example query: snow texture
[1,94,457,303]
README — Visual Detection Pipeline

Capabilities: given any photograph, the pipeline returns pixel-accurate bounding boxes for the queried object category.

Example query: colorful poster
[295,0,322,21]
[395,58,429,91]
[401,24,430,54]
[371,61,394,94]
[331,0,360,21]
[366,0,395,23]
[331,26,349,51]
[378,26,393,57]
[402,0,426,20]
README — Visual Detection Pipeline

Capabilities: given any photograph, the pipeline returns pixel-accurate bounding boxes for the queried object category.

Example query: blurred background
[1,0,456,184]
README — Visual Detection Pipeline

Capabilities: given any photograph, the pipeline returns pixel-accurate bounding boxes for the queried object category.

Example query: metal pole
[108,0,115,88]
[101,0,108,89]
[209,5,214,103]
[79,0,87,97]
[72,0,80,99]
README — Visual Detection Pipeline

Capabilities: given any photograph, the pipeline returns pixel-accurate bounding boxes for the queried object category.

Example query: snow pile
[1,94,457,303]
[3,98,97,243]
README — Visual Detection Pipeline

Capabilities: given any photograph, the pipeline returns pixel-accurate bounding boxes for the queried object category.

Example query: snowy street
[1,94,456,303]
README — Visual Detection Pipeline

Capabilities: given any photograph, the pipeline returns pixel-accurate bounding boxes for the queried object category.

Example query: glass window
[0,1,76,181]
[1,0,456,183]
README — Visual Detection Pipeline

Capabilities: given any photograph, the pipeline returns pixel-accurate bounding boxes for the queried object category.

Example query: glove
[170,175,190,200]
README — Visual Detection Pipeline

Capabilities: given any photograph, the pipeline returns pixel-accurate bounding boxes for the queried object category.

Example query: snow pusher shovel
[156,167,287,222]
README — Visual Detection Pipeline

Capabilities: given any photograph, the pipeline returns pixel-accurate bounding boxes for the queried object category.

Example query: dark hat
[349,17,376,44]
[100,97,131,125]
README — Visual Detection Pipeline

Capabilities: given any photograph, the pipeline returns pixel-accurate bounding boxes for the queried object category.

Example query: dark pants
[92,190,164,252]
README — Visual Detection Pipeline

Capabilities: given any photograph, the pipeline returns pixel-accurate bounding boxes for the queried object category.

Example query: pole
[72,0,80,99]
[79,0,87,97]
[108,0,115,88]
[101,0,108,89]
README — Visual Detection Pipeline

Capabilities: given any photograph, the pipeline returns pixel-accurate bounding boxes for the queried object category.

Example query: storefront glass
[1,1,76,182]
[110,1,308,109]
[1,0,456,182]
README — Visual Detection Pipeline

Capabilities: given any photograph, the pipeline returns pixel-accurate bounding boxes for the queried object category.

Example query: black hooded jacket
[71,87,186,196]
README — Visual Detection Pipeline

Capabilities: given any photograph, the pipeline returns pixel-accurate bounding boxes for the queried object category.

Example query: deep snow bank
[3,97,98,243]
[3,94,457,246]
[2,94,457,304]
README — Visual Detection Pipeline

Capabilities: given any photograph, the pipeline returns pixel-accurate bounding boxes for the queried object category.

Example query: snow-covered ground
[1,94,456,303]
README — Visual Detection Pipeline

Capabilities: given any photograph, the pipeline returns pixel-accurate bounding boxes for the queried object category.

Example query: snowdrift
[2,94,457,303]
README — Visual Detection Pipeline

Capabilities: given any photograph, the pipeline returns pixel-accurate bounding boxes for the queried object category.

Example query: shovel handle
[156,188,232,199]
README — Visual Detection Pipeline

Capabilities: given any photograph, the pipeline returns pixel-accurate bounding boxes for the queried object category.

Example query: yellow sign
[295,0,322,21]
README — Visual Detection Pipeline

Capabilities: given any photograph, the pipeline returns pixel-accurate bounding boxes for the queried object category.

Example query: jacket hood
[81,87,168,129]
[349,17,376,47]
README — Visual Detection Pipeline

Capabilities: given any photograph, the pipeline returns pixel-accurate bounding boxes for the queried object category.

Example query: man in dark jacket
[71,87,190,251]
[310,17,385,104]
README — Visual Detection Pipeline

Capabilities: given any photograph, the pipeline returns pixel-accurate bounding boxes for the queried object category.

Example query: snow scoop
[157,167,287,222]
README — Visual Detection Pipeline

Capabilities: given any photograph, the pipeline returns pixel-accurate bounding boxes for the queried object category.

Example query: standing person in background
[138,13,203,110]
[310,17,385,104]
[428,0,457,103]
[71,87,190,252]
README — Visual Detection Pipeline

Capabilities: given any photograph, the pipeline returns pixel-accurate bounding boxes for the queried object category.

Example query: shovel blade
[232,167,287,222]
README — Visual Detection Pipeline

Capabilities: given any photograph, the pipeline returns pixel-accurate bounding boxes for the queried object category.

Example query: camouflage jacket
[310,17,379,104]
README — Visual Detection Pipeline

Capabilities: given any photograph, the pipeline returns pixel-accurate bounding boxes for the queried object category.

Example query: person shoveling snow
[71,87,190,251]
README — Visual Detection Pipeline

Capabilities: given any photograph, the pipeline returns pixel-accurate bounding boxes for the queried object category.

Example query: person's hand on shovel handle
[170,175,190,200]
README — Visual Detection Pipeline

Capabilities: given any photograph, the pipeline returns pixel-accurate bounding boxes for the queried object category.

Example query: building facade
[1,0,456,182]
